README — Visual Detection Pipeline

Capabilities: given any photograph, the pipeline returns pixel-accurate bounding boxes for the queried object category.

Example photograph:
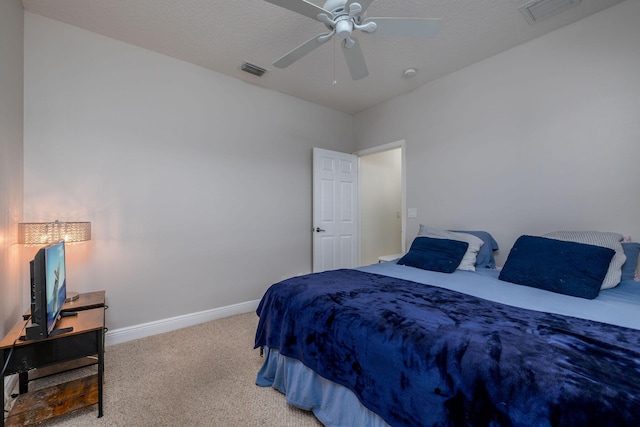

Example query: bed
[254,229,640,426]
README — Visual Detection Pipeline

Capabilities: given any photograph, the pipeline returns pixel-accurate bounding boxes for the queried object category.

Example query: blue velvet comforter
[254,269,640,427]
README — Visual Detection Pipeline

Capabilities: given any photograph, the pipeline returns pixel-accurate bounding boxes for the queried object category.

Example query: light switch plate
[407,208,418,218]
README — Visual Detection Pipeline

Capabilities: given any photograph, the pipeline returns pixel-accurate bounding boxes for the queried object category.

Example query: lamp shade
[18,221,91,245]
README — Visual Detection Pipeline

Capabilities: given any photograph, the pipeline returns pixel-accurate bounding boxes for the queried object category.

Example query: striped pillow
[543,231,626,289]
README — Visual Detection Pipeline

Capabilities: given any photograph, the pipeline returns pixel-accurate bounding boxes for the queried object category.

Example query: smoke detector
[403,68,417,78]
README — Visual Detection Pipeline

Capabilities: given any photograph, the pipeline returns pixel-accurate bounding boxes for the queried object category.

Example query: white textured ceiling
[21,0,624,114]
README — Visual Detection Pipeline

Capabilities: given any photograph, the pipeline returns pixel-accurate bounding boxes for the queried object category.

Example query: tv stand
[1,305,105,426]
[20,291,106,386]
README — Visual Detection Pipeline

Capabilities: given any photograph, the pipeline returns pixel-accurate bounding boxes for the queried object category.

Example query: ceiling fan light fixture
[335,18,353,39]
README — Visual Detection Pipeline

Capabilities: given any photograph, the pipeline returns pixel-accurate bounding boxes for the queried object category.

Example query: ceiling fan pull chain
[332,37,337,85]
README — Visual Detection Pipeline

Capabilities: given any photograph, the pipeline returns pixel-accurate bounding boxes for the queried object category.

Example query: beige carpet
[8,313,322,426]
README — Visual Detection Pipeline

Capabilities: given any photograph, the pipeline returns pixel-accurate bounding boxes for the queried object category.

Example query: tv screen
[28,240,67,340]
[45,241,67,335]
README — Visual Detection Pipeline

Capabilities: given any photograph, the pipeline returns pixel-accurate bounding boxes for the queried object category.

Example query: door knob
[314,227,326,232]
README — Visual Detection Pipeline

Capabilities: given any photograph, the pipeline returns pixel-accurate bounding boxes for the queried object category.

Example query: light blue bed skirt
[256,346,390,427]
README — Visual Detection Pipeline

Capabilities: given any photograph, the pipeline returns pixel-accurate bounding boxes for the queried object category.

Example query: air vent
[241,62,267,77]
[519,0,581,24]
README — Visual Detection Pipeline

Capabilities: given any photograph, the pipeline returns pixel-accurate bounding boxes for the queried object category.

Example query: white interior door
[313,148,358,273]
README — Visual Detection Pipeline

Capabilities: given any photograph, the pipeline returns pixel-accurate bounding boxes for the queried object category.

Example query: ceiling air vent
[519,0,581,24]
[241,62,267,77]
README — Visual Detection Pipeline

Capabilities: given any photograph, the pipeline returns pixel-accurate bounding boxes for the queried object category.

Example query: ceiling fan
[264,0,441,80]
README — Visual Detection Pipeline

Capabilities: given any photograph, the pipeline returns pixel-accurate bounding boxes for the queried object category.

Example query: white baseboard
[104,299,260,346]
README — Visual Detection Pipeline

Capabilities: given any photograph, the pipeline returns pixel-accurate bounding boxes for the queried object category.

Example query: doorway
[357,141,405,266]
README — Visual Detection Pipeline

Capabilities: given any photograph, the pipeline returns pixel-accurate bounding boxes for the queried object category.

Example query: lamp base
[65,291,80,302]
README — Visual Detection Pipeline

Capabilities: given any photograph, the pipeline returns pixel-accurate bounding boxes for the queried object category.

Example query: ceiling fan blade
[264,0,329,21]
[342,37,368,80]
[346,0,375,15]
[364,17,441,39]
[273,34,331,68]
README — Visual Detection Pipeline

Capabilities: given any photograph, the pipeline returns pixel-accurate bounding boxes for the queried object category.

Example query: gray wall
[354,0,640,265]
[0,0,24,339]
[23,13,353,330]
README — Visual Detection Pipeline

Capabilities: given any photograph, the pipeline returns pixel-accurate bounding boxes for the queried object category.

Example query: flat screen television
[26,240,71,340]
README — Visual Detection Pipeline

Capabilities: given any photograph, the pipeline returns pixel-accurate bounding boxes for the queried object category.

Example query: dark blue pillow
[451,230,499,269]
[499,235,615,299]
[621,242,640,281]
[398,237,469,273]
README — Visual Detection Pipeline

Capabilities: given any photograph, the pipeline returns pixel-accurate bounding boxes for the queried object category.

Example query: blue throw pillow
[398,237,469,273]
[621,242,640,281]
[499,235,615,299]
[451,230,499,269]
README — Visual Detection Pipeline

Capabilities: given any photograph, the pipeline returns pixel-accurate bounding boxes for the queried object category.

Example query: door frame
[355,140,407,264]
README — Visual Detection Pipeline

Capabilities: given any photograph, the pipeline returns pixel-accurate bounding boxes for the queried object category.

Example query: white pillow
[543,231,626,290]
[418,225,484,271]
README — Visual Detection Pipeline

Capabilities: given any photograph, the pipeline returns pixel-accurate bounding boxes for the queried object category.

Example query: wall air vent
[519,0,581,24]
[241,62,267,77]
